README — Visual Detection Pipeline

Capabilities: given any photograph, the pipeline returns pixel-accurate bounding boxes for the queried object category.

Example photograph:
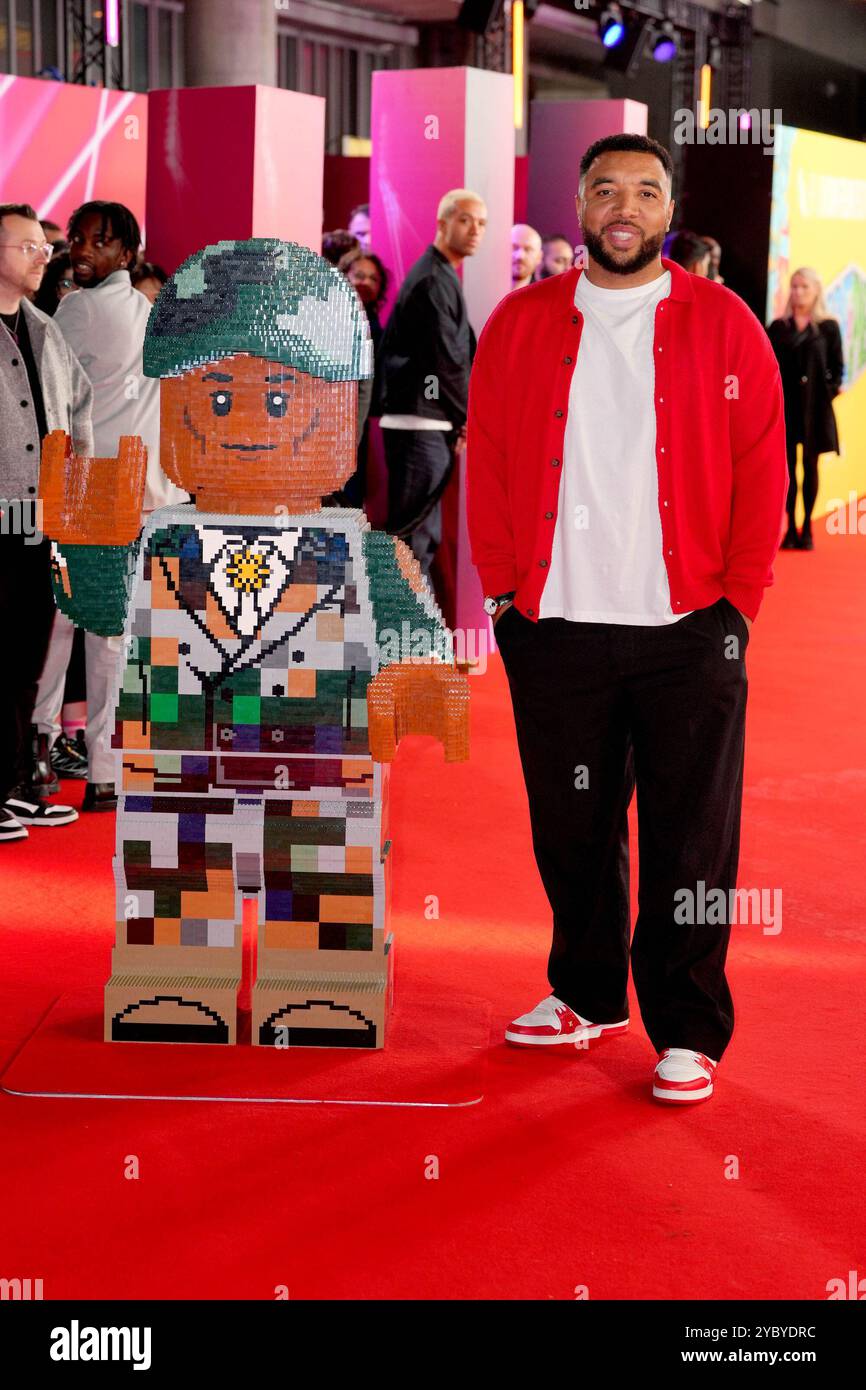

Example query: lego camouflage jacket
[53,507,453,793]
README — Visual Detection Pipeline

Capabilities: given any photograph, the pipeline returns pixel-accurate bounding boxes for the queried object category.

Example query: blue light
[652,37,678,61]
[602,20,625,47]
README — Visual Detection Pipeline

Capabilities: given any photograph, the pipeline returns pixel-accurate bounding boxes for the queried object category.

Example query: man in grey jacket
[0,203,93,841]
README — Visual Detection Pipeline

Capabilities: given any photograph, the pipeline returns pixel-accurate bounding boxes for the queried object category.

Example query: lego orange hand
[367,660,470,764]
[40,430,147,546]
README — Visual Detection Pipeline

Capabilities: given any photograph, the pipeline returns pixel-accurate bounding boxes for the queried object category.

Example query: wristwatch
[483,591,516,617]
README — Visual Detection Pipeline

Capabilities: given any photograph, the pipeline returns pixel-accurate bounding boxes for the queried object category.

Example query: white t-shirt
[53,269,188,514]
[379,414,452,431]
[539,268,685,626]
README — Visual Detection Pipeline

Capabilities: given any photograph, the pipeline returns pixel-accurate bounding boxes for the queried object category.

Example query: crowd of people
[0,143,845,853]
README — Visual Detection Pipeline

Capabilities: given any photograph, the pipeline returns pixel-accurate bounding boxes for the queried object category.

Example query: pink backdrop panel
[252,85,325,252]
[527,99,648,249]
[0,75,147,234]
[370,66,513,330]
[370,66,515,643]
[370,66,468,324]
[145,85,324,273]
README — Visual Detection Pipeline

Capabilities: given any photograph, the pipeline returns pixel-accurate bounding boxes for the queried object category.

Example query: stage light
[699,63,712,129]
[651,21,678,63]
[106,1,119,48]
[95,0,120,48]
[513,0,525,130]
[599,5,626,49]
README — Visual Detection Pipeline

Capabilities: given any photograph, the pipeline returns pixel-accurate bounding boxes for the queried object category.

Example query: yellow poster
[768,125,866,517]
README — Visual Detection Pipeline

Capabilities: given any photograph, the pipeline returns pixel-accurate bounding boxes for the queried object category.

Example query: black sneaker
[0,806,28,842]
[82,782,117,813]
[50,731,89,779]
[4,786,78,827]
[31,726,60,800]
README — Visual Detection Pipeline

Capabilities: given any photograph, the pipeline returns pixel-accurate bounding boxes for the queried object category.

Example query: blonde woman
[767,269,844,549]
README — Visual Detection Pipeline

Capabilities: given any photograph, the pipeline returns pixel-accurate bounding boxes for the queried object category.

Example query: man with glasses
[0,202,92,842]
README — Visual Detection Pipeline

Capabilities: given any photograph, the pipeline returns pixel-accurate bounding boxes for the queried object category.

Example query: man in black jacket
[377,188,487,574]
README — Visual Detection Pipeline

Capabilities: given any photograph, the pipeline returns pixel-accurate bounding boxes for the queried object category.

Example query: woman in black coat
[336,249,389,509]
[767,268,844,550]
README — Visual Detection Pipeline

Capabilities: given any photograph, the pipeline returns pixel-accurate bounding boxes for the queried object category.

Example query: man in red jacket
[466,134,787,1105]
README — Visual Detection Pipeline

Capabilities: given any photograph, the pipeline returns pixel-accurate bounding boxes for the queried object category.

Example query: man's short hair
[67,200,141,258]
[322,228,360,266]
[542,232,573,247]
[0,202,39,230]
[437,188,486,222]
[579,134,674,195]
[667,230,711,270]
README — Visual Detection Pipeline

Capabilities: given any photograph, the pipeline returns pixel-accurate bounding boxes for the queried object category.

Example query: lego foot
[105,975,240,1043]
[253,970,390,1049]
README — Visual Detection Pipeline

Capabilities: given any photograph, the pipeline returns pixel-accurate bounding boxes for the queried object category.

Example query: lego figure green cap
[143,238,373,383]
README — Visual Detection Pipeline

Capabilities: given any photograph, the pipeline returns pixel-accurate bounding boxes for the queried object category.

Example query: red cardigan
[466,258,788,623]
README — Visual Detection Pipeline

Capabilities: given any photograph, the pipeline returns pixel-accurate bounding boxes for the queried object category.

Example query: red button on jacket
[466,258,788,623]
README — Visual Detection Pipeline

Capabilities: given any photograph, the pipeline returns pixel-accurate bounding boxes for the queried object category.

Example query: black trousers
[785,435,820,530]
[0,536,56,801]
[383,427,453,575]
[496,597,749,1061]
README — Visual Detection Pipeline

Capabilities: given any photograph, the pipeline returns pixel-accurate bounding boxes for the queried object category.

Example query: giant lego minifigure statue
[40,239,470,1048]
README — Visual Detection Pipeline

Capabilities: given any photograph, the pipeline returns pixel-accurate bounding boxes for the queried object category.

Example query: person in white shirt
[48,201,187,812]
[538,267,677,626]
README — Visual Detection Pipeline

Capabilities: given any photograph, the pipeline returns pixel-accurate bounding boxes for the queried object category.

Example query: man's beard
[582,225,666,276]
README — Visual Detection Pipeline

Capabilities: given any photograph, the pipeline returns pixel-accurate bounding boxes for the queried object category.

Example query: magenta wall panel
[514,154,529,224]
[370,66,514,641]
[370,66,513,333]
[145,85,324,274]
[527,99,648,249]
[0,75,147,235]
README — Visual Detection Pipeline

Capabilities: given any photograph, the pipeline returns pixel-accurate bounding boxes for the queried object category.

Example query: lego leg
[104,798,247,1044]
[252,785,393,1049]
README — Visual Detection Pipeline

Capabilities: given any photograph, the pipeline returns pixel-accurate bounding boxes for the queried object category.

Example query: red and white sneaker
[653,1048,717,1104]
[505,994,629,1047]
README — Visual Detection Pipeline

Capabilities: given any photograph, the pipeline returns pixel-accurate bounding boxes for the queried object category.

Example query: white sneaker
[505,994,629,1047]
[0,806,28,842]
[652,1048,718,1104]
[4,792,78,828]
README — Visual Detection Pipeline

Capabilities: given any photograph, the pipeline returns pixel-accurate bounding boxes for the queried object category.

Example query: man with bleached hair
[377,189,487,578]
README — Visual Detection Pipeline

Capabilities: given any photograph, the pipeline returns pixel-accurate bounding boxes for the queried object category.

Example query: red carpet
[1,528,864,1300]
